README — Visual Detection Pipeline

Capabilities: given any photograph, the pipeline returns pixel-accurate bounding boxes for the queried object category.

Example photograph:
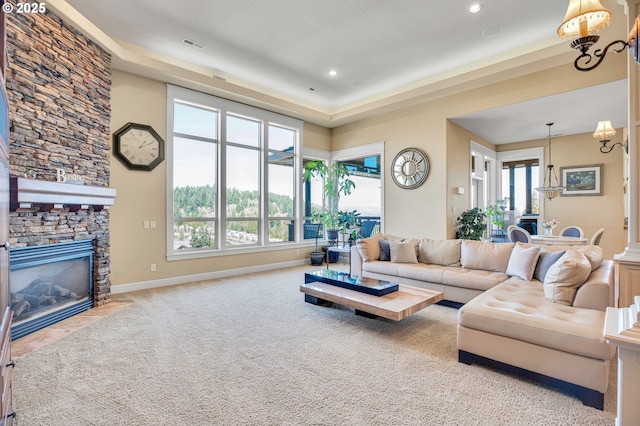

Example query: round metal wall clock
[391,148,430,189]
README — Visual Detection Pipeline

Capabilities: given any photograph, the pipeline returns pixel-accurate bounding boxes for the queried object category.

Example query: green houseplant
[303,160,356,240]
[455,207,487,240]
[485,199,507,237]
[338,209,360,241]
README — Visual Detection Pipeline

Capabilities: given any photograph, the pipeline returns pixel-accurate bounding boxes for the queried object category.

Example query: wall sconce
[593,120,627,153]
[558,0,640,71]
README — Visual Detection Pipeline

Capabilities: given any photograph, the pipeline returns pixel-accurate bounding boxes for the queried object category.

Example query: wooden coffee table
[301,271,443,321]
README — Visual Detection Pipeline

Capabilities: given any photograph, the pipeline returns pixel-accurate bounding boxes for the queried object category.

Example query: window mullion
[262,122,268,246]
[219,111,227,249]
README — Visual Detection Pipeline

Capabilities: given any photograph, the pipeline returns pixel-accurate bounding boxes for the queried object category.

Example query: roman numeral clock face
[113,123,165,171]
[391,148,430,189]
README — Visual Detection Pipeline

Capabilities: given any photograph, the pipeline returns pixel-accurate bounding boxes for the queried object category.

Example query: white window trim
[470,141,497,209]
[497,146,545,223]
[332,141,385,233]
[166,85,303,261]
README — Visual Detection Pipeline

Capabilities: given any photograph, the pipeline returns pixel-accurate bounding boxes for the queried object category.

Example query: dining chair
[590,228,605,246]
[560,226,584,238]
[507,224,531,243]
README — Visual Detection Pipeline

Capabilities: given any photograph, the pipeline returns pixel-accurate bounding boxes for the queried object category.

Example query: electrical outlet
[144,221,150,229]
[151,264,156,272]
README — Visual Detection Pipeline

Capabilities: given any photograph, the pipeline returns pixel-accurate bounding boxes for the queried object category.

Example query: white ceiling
[64,0,628,143]
[451,79,628,144]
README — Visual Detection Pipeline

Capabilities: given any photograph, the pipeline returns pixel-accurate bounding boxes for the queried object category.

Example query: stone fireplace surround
[4,7,114,323]
[10,178,116,310]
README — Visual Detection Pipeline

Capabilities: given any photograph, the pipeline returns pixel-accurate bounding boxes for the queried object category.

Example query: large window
[302,157,326,240]
[167,85,301,258]
[301,151,382,241]
[496,147,544,235]
[501,159,540,215]
[338,155,381,217]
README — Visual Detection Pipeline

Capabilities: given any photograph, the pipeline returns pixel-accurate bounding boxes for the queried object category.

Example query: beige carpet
[13,265,616,425]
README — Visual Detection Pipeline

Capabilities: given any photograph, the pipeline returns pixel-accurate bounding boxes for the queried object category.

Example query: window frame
[469,141,497,211]
[496,147,544,229]
[332,142,385,233]
[166,85,303,260]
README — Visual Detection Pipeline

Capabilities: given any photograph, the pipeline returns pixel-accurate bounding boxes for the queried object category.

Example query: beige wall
[500,131,626,259]
[446,121,494,237]
[110,71,331,286]
[331,103,449,238]
[332,58,626,241]
[110,53,626,286]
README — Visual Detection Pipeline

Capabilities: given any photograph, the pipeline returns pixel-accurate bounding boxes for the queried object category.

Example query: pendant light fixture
[535,123,565,200]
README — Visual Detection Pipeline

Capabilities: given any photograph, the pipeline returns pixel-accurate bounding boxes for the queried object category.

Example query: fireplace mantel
[10,177,116,211]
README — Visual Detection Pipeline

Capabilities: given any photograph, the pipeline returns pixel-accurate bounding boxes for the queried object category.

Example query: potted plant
[303,160,356,241]
[485,200,507,238]
[455,207,487,241]
[308,214,325,266]
[338,209,361,245]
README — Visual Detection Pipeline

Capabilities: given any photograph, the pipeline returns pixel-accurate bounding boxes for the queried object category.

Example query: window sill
[166,240,326,261]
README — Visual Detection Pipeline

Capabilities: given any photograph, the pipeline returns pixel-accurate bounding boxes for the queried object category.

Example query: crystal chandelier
[535,123,565,200]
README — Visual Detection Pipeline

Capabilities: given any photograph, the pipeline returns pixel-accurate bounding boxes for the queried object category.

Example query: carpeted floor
[12,265,616,425]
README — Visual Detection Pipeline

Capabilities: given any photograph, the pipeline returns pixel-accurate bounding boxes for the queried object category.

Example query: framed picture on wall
[559,164,603,196]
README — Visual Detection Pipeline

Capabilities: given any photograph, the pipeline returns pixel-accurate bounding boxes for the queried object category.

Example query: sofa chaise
[350,234,615,409]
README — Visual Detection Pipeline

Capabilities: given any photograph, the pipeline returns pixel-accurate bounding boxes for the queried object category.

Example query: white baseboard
[110,259,308,294]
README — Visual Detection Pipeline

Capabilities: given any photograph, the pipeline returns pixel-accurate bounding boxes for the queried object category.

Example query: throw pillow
[418,238,462,266]
[543,250,591,305]
[356,233,403,262]
[575,245,603,271]
[506,242,541,281]
[379,239,391,261]
[389,240,418,263]
[460,240,515,273]
[533,249,565,282]
[356,234,383,262]
[533,244,603,272]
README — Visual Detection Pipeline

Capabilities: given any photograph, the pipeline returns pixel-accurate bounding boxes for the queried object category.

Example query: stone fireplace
[9,178,115,338]
[4,7,114,336]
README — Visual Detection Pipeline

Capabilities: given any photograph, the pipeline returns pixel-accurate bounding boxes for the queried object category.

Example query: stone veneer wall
[5,8,112,305]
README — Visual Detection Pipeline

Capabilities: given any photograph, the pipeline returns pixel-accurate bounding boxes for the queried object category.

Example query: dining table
[530,234,588,246]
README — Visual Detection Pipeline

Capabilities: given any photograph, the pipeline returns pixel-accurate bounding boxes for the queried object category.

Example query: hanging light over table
[535,123,565,200]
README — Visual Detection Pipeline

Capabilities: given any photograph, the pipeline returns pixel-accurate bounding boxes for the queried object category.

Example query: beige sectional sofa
[350,234,615,409]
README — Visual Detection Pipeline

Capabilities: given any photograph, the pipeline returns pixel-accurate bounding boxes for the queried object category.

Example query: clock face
[391,148,429,189]
[113,123,165,171]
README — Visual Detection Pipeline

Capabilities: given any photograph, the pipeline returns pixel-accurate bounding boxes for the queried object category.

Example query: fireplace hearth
[9,240,94,340]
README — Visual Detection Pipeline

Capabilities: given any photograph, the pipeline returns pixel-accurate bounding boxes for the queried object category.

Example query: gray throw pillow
[379,239,391,261]
[534,250,565,282]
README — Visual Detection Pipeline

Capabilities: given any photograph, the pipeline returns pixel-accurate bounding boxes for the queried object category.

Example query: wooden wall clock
[113,122,165,171]
[391,147,430,189]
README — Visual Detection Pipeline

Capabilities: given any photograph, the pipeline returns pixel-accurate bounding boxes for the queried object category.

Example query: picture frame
[559,164,603,196]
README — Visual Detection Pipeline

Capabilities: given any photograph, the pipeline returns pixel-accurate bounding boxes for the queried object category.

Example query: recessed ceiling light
[482,26,503,38]
[468,3,484,14]
[328,70,338,77]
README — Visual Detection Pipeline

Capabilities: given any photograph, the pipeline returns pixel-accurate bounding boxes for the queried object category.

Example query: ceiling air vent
[182,38,205,49]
